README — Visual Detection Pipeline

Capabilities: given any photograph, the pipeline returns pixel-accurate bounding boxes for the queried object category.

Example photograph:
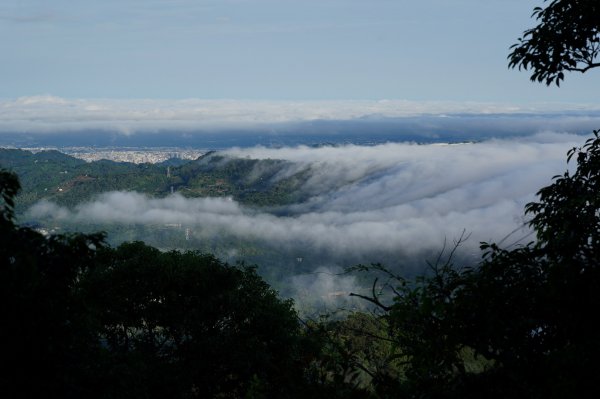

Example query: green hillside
[0,148,310,212]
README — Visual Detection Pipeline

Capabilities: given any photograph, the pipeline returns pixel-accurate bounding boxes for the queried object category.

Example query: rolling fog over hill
[1,99,598,309]
[23,134,583,259]
[1,97,594,309]
[2,127,586,309]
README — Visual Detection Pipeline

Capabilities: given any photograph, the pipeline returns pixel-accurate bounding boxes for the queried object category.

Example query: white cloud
[26,133,585,261]
[1,96,600,135]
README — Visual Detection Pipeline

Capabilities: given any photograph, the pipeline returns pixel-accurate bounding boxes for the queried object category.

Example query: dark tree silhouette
[347,133,600,398]
[509,0,600,86]
[0,168,334,399]
[84,241,313,399]
[1,169,106,398]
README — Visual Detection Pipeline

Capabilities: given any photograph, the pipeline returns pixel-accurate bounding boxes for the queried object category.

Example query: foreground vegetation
[3,129,600,397]
[1,170,320,398]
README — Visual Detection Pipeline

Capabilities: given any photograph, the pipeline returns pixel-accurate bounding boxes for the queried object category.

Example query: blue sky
[0,0,599,102]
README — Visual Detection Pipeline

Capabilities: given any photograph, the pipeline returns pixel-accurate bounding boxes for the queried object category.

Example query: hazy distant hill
[0,148,310,212]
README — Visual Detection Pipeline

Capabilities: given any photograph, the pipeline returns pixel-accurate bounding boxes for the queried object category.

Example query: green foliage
[509,0,600,86]
[1,170,106,397]
[0,148,310,212]
[0,167,20,223]
[348,134,600,397]
[170,152,309,206]
[312,312,403,398]
[527,130,600,262]
[0,169,333,398]
[83,242,313,399]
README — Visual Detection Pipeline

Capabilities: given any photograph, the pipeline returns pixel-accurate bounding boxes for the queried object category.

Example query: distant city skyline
[1,0,599,103]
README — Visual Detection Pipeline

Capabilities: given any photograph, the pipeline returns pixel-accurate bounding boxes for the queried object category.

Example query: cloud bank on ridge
[27,132,585,263]
[2,96,600,137]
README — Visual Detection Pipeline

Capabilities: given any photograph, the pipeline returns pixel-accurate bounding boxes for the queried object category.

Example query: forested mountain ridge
[0,148,310,212]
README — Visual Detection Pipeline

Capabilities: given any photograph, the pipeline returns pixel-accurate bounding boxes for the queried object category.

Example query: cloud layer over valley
[1,95,599,153]
[27,132,584,268]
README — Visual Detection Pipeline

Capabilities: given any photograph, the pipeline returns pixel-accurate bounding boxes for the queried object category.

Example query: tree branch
[349,278,392,311]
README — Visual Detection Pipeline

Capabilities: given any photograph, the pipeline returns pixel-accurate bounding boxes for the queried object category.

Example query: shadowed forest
[2,1,600,398]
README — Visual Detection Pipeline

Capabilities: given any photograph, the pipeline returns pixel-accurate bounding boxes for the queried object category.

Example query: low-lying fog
[26,131,586,311]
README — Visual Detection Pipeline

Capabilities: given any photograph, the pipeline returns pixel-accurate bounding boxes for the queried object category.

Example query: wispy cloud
[1,96,600,136]
[26,134,584,262]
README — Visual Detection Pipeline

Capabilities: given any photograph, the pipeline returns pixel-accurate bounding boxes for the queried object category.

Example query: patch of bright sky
[0,0,598,103]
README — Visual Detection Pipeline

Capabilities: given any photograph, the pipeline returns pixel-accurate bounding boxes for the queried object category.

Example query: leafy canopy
[0,168,326,399]
[509,0,600,86]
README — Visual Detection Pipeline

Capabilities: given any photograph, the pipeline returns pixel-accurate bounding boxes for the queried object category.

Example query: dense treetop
[509,0,600,86]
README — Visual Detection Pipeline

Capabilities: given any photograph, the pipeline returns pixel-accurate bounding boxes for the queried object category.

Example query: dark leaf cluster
[508,0,600,86]
[349,132,600,397]
[0,168,337,398]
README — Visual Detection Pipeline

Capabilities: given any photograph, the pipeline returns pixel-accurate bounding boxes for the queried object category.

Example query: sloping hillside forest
[2,1,600,397]
[0,149,311,212]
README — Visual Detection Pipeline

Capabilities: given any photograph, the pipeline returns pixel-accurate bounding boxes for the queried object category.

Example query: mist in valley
[23,130,585,311]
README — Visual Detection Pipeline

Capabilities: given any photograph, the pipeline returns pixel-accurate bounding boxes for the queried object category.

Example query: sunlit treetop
[509,0,600,86]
